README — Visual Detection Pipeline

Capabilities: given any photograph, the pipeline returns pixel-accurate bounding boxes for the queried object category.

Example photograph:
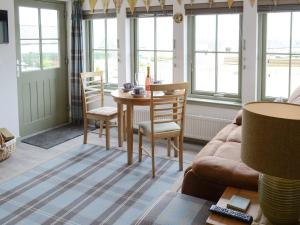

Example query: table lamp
[242,102,300,225]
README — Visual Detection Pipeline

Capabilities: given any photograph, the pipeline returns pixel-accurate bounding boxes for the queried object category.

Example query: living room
[0,0,300,224]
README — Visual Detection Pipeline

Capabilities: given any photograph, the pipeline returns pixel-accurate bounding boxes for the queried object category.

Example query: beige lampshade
[242,102,300,180]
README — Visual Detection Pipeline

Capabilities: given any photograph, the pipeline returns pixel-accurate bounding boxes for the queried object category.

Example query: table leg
[117,103,124,147]
[127,104,134,165]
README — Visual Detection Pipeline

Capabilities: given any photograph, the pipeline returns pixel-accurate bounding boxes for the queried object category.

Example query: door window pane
[195,53,215,92]
[138,18,154,50]
[157,52,173,83]
[217,53,239,94]
[266,13,291,54]
[292,12,300,54]
[19,7,39,39]
[137,51,154,84]
[93,50,106,82]
[42,40,59,69]
[41,9,58,39]
[218,14,240,53]
[265,54,289,98]
[195,15,216,52]
[107,18,117,49]
[156,17,173,51]
[21,40,40,71]
[93,20,105,49]
[107,51,118,84]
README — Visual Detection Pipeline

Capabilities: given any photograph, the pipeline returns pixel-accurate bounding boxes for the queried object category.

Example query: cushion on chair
[88,107,118,116]
[138,121,180,134]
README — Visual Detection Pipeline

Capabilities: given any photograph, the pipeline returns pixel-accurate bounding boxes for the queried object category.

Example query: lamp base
[259,174,300,225]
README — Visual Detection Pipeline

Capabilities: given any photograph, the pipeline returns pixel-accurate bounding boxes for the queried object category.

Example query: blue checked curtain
[71,0,83,123]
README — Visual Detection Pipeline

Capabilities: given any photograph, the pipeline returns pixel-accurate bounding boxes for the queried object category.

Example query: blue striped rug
[0,145,184,225]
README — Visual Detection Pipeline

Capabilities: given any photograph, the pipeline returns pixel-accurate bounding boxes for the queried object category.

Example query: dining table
[111,89,154,165]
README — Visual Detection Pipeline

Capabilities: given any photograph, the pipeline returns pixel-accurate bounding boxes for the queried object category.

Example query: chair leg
[105,121,110,150]
[179,137,184,171]
[83,118,88,144]
[99,121,103,138]
[138,128,143,162]
[174,137,179,158]
[151,139,155,178]
[167,138,171,157]
[123,111,127,141]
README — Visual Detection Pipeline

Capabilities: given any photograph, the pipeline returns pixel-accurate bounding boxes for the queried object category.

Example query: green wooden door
[15,0,68,136]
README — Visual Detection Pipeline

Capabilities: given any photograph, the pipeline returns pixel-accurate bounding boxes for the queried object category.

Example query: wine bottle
[145,65,151,92]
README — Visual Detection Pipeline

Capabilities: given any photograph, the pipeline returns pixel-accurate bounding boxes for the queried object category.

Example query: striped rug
[0,145,184,225]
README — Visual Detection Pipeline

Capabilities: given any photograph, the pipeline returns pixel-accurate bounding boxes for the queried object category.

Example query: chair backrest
[80,72,104,114]
[150,83,189,135]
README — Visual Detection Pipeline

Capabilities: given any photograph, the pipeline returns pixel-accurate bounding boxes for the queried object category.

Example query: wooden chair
[138,83,189,177]
[80,72,125,150]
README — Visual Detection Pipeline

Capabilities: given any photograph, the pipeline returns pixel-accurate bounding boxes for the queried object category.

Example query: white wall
[0,0,20,137]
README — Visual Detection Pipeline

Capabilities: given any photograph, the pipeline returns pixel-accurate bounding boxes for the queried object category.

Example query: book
[227,195,251,212]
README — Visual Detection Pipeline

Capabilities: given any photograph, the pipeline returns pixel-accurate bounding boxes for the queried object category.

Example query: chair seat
[138,121,180,134]
[88,107,118,117]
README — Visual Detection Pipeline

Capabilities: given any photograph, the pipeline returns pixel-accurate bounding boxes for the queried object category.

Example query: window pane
[21,40,40,71]
[217,53,239,94]
[138,18,154,50]
[93,50,106,82]
[195,15,216,52]
[267,13,291,54]
[42,40,59,69]
[218,14,240,53]
[41,9,58,39]
[291,56,300,95]
[292,12,300,54]
[157,52,173,83]
[156,17,173,51]
[19,7,39,39]
[107,51,118,84]
[194,53,215,92]
[265,54,289,98]
[137,51,154,85]
[107,18,117,49]
[93,19,105,49]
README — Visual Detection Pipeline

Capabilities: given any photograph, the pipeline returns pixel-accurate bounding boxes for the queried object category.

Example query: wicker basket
[0,139,16,162]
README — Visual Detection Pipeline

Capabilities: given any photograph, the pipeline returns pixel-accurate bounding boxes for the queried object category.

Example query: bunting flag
[250,0,256,7]
[113,0,122,13]
[128,0,137,14]
[177,0,182,5]
[160,0,165,10]
[89,0,97,12]
[102,0,110,12]
[143,0,151,12]
[227,0,234,8]
[209,0,213,8]
[273,0,277,5]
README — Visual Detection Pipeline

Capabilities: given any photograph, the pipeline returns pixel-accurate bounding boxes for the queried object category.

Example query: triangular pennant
[160,0,165,10]
[102,0,110,13]
[89,0,97,12]
[227,0,234,8]
[273,0,277,5]
[209,0,213,8]
[177,0,182,5]
[250,0,256,7]
[128,0,137,14]
[113,0,123,13]
[143,0,151,12]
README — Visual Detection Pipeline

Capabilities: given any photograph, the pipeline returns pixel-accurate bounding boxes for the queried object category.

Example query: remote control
[209,205,253,224]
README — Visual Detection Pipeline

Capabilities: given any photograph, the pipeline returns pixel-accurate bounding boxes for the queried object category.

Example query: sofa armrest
[192,156,259,190]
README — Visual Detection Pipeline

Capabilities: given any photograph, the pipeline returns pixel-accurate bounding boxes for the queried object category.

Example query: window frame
[131,16,174,84]
[259,12,300,101]
[187,14,243,103]
[86,17,118,89]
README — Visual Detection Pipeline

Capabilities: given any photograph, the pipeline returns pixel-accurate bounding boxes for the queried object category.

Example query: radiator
[133,109,232,141]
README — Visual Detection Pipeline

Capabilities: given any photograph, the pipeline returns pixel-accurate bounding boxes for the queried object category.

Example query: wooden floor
[0,127,203,184]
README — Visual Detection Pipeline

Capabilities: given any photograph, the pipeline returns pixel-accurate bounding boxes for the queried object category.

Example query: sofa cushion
[288,86,300,104]
[233,109,243,126]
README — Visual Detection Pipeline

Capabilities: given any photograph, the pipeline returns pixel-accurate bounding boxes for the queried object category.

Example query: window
[90,18,118,86]
[188,14,242,101]
[133,16,173,85]
[260,12,300,100]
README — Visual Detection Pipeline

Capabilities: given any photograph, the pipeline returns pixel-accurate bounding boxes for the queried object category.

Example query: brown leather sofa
[182,87,300,202]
